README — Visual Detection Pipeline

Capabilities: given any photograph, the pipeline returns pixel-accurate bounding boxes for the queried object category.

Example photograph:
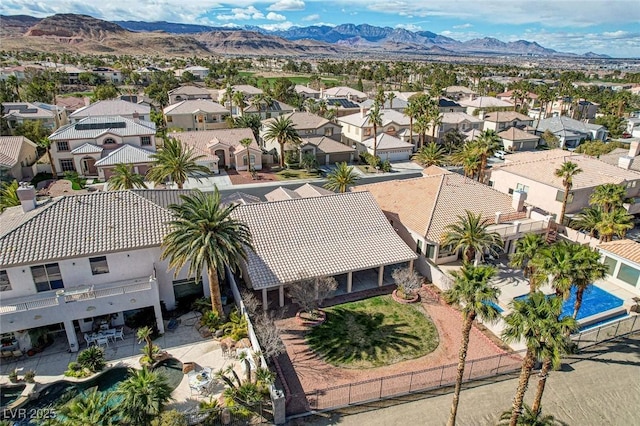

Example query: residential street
[293,335,640,426]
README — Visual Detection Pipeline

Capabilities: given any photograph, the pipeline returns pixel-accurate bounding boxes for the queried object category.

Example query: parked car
[494,150,507,159]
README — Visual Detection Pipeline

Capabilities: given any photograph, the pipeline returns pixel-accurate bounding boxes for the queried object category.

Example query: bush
[77,346,106,373]
[150,410,187,426]
[64,361,91,378]
[200,310,221,330]
[8,369,18,383]
[64,171,86,190]
[221,309,248,341]
[380,159,392,172]
[392,267,422,299]
[23,370,36,383]
[192,297,212,314]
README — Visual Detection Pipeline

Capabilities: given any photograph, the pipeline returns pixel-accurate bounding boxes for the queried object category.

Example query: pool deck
[0,315,241,413]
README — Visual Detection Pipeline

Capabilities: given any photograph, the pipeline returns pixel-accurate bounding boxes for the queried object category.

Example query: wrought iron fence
[571,314,640,351]
[305,350,525,411]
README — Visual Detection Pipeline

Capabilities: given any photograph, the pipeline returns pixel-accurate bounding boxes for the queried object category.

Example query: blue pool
[484,300,504,313]
[514,285,624,321]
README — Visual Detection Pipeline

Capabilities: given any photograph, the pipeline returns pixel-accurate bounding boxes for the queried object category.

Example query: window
[508,188,514,195]
[617,263,640,286]
[364,128,371,136]
[59,159,76,172]
[56,141,70,151]
[31,263,64,292]
[555,190,574,204]
[89,256,109,275]
[438,245,455,259]
[602,256,617,275]
[166,116,173,123]
[242,155,256,166]
[416,239,423,254]
[515,183,529,193]
[426,244,436,259]
[0,270,11,292]
[140,136,151,146]
[324,127,333,136]
[103,138,116,145]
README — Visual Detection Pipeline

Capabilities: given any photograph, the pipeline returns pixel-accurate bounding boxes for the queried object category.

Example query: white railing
[1,279,153,315]
[490,220,546,238]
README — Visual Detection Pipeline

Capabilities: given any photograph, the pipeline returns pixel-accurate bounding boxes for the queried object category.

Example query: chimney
[512,190,527,212]
[629,140,640,157]
[360,107,365,118]
[618,156,633,170]
[320,88,324,98]
[132,111,140,120]
[17,182,37,213]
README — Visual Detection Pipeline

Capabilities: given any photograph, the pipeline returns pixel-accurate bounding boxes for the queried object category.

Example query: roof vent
[16,182,37,213]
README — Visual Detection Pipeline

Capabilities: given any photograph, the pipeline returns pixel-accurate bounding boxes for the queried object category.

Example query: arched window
[103,138,116,145]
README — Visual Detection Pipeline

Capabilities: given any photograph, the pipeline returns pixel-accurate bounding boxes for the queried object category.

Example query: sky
[1,0,639,58]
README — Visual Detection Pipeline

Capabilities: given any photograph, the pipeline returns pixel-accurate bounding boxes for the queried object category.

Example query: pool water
[152,357,184,391]
[484,300,504,313]
[514,285,624,321]
[0,384,25,408]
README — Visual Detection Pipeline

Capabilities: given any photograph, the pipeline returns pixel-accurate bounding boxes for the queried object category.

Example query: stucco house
[444,86,476,101]
[337,109,414,147]
[497,127,540,152]
[489,149,640,221]
[171,128,262,173]
[243,100,295,120]
[535,116,608,149]
[598,240,640,293]
[0,136,39,181]
[2,102,68,132]
[437,112,484,141]
[321,86,368,102]
[295,85,321,100]
[457,96,514,116]
[69,99,151,122]
[48,116,156,178]
[261,112,342,152]
[163,100,230,132]
[299,136,356,165]
[0,188,205,353]
[482,111,534,132]
[361,133,414,162]
[168,86,214,105]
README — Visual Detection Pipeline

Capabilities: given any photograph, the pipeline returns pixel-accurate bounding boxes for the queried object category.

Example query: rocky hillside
[0,15,41,37]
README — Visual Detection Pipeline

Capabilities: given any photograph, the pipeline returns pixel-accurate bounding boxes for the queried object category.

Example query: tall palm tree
[233,90,246,115]
[554,161,583,225]
[444,264,500,426]
[589,183,628,213]
[323,162,359,193]
[498,404,568,426]
[115,368,172,426]
[412,142,446,167]
[474,129,502,182]
[0,180,20,213]
[54,388,116,426]
[107,163,147,190]
[530,241,576,298]
[571,206,603,237]
[367,102,383,159]
[386,91,396,109]
[263,115,302,168]
[414,116,430,150]
[162,189,253,316]
[224,85,234,113]
[239,137,253,169]
[595,208,633,242]
[571,245,607,319]
[509,233,546,293]
[427,101,442,142]
[37,137,57,177]
[441,210,503,265]
[502,292,573,426]
[147,137,210,189]
[405,96,422,148]
[233,114,262,141]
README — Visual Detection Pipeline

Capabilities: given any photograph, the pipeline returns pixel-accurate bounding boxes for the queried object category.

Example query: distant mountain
[459,37,557,55]
[583,51,612,59]
[114,20,228,34]
[0,14,42,37]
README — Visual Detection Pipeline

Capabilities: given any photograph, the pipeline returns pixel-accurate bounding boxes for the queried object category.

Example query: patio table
[188,368,213,394]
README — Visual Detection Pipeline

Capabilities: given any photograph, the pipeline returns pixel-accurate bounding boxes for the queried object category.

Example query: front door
[81,157,97,176]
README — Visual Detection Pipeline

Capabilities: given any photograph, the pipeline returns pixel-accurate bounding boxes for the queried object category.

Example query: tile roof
[0,136,37,168]
[69,100,150,119]
[301,136,355,154]
[56,96,90,112]
[170,128,258,160]
[71,143,103,154]
[457,96,513,108]
[325,98,360,109]
[445,86,476,94]
[94,144,155,166]
[2,102,57,119]
[232,85,263,95]
[295,85,320,94]
[244,100,295,114]
[323,86,367,99]
[163,99,228,115]
[498,127,539,141]
[338,109,410,127]
[362,133,414,150]
[493,152,640,190]
[464,129,483,141]
[263,112,330,130]
[599,239,640,264]
[294,183,334,198]
[231,191,417,290]
[49,116,155,140]
[355,172,516,242]
[503,148,570,164]
[130,189,194,209]
[360,98,409,110]
[0,191,173,267]
[221,192,262,206]
[598,148,640,172]
[483,111,533,122]
[265,187,301,202]
[168,85,213,96]
[441,112,483,124]
[535,116,605,134]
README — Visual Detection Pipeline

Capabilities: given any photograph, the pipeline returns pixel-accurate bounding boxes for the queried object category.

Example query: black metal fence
[572,314,640,351]
[305,350,525,411]
[184,403,271,426]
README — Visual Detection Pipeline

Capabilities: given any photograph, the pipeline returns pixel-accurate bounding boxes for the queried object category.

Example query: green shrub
[77,346,106,372]
[221,309,248,341]
[380,160,392,172]
[200,310,221,330]
[150,410,187,426]
[64,361,91,378]
[192,297,212,314]
[23,370,36,383]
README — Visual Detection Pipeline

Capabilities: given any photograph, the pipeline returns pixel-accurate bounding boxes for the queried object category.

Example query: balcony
[0,277,154,315]
[489,220,547,239]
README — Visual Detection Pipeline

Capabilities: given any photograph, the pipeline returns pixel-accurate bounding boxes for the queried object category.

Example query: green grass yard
[306,296,439,369]
[274,169,321,180]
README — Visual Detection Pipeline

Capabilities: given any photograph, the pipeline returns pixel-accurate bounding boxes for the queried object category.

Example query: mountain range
[0,13,610,58]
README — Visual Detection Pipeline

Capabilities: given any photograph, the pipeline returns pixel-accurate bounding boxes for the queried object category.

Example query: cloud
[267,0,305,11]
[217,6,264,21]
[506,29,640,57]
[302,13,320,21]
[266,12,286,21]
[259,21,295,31]
[453,23,472,29]
[395,24,422,32]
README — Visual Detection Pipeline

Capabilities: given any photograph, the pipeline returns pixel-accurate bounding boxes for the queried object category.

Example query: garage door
[382,150,412,162]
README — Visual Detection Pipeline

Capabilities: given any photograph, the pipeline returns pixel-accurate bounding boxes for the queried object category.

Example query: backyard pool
[514,285,624,321]
[0,384,25,408]
[152,357,184,391]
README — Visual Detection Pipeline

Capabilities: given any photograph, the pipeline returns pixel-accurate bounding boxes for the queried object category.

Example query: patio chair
[95,336,109,348]
[114,328,125,341]
[102,329,116,342]
[11,350,23,359]
[84,333,95,347]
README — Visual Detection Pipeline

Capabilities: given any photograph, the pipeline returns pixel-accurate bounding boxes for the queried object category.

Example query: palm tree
[595,207,633,242]
[54,388,116,426]
[323,162,359,193]
[115,368,172,426]
[441,210,503,265]
[554,161,583,225]
[444,264,500,426]
[263,115,302,168]
[162,189,253,317]
[136,326,156,363]
[412,142,446,167]
[0,180,20,212]
[405,96,422,148]
[107,163,147,190]
[386,91,396,109]
[474,129,502,182]
[427,101,442,142]
[367,102,383,159]
[233,90,246,115]
[224,85,234,112]
[239,138,253,170]
[37,137,57,177]
[571,245,607,319]
[530,241,576,298]
[147,137,210,189]
[589,183,628,213]
[571,206,603,237]
[232,114,262,141]
[414,116,430,149]
[510,233,546,293]
[498,404,568,426]
[502,292,574,426]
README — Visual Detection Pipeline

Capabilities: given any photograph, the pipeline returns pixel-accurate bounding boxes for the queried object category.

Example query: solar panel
[75,121,127,131]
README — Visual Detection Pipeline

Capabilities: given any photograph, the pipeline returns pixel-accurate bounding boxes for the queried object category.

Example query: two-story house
[337,109,414,148]
[69,100,151,122]
[243,100,295,120]
[437,112,484,140]
[457,96,514,116]
[261,112,342,150]
[535,116,608,149]
[163,100,230,132]
[91,67,122,84]
[48,116,156,178]
[321,86,368,102]
[0,187,205,353]
[482,111,534,132]
[0,136,39,181]
[168,86,214,105]
[2,102,68,132]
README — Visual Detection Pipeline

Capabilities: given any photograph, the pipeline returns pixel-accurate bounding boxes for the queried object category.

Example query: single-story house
[300,136,356,165]
[361,133,414,162]
[498,127,540,152]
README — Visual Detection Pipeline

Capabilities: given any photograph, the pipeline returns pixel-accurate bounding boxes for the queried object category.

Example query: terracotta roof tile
[599,239,640,264]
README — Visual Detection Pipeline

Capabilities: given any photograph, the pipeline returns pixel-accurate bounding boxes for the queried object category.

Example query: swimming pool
[0,384,25,408]
[514,285,624,321]
[152,357,184,391]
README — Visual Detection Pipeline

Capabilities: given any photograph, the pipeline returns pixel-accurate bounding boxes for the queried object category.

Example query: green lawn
[306,296,439,369]
[274,169,321,180]
[356,165,377,174]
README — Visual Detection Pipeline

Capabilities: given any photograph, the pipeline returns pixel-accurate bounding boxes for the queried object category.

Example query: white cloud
[302,13,320,21]
[453,23,472,29]
[267,0,305,11]
[259,21,295,31]
[217,6,264,21]
[395,24,422,32]
[266,12,286,21]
